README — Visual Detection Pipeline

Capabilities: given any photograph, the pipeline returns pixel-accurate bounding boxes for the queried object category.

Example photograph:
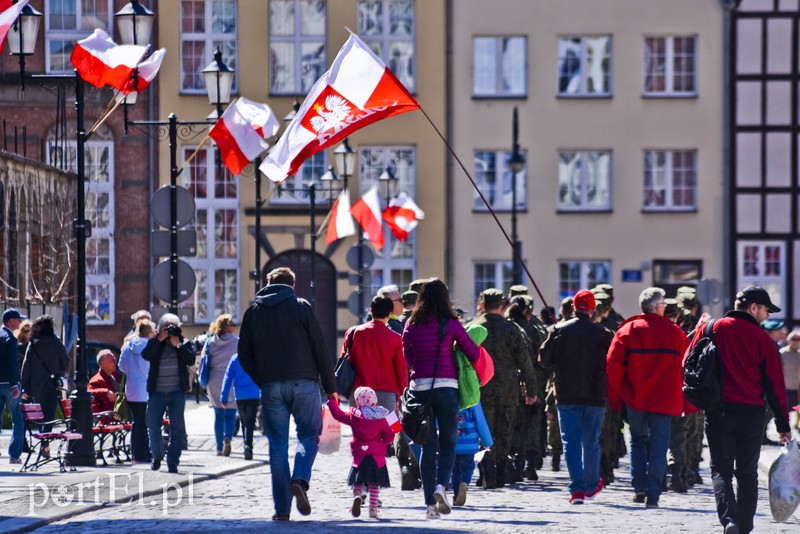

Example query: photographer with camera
[142,313,195,473]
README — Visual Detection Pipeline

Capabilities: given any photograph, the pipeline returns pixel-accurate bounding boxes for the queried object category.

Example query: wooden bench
[20,401,82,473]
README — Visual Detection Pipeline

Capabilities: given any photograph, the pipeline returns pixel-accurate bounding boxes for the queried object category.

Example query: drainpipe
[445,0,454,286]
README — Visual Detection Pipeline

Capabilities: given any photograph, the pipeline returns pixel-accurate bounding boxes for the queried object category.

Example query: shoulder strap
[343,326,356,359]
[30,343,57,377]
[703,319,716,340]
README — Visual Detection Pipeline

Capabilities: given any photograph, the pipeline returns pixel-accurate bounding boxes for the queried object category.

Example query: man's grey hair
[157,313,181,330]
[377,285,400,298]
[639,287,666,313]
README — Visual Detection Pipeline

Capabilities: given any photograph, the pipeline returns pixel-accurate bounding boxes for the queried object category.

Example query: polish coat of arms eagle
[310,95,352,133]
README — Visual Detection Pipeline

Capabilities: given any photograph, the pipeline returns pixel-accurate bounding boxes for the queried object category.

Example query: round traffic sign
[347,290,368,318]
[151,185,196,229]
[151,259,197,303]
[346,244,375,271]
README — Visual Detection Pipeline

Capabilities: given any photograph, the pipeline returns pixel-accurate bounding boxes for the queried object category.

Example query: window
[181,0,238,93]
[47,135,115,324]
[653,260,702,297]
[473,261,513,309]
[558,151,611,211]
[269,0,326,95]
[358,0,414,93]
[558,260,611,301]
[644,36,697,96]
[473,36,526,97]
[182,147,240,322]
[359,146,416,290]
[271,152,330,205]
[45,0,113,73]
[643,150,697,211]
[738,241,785,318]
[558,36,611,96]
[473,150,526,211]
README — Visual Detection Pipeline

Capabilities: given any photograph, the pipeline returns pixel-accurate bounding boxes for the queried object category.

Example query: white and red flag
[259,32,419,183]
[0,0,28,52]
[325,189,356,245]
[385,411,402,434]
[70,28,148,92]
[350,186,384,251]
[210,97,279,176]
[121,47,166,94]
[382,192,424,241]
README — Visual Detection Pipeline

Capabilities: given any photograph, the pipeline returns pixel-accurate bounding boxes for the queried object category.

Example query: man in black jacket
[142,313,195,473]
[238,267,336,521]
[540,290,613,505]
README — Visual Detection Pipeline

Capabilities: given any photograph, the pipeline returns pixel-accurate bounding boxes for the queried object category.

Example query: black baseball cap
[736,285,781,313]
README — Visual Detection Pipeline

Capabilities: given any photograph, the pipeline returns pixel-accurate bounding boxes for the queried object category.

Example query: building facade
[449,0,727,318]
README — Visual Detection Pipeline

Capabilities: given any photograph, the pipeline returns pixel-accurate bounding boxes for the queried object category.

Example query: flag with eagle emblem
[259,32,419,183]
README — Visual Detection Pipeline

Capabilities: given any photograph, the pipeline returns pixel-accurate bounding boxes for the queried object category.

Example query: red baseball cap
[573,290,596,312]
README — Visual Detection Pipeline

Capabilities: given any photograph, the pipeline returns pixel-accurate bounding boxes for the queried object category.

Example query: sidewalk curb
[0,459,267,534]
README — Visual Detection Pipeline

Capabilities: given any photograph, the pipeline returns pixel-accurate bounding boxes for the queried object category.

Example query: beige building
[155,0,447,354]
[449,0,727,318]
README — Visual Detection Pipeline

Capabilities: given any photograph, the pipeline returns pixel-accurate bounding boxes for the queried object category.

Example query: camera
[164,324,183,338]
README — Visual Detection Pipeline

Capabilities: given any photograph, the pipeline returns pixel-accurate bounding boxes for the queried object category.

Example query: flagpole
[417,105,553,318]
[315,203,336,239]
[87,93,126,137]
[178,129,213,174]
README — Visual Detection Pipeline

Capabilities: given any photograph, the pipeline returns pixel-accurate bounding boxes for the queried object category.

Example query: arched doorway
[264,250,338,364]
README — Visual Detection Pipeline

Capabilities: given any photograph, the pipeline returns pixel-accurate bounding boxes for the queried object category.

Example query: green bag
[455,324,488,409]
[113,373,130,420]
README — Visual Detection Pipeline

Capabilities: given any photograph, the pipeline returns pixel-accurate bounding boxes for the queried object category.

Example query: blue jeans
[557,404,605,495]
[415,387,459,506]
[0,384,24,459]
[451,453,477,494]
[627,407,671,504]
[213,407,237,451]
[146,391,186,467]
[261,380,322,516]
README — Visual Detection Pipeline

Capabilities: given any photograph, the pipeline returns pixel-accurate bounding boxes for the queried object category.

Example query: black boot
[551,453,561,472]
[513,454,525,482]
[505,459,521,484]
[481,458,497,490]
[524,451,539,481]
[495,460,507,488]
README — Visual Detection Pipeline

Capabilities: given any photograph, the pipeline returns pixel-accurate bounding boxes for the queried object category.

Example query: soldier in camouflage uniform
[597,284,624,332]
[676,290,705,485]
[545,299,573,471]
[663,299,689,493]
[472,288,538,488]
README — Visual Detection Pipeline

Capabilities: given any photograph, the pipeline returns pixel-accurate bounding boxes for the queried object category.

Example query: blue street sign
[621,269,643,283]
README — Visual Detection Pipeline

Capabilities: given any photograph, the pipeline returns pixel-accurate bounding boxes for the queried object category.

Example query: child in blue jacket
[220,354,260,460]
[451,401,493,507]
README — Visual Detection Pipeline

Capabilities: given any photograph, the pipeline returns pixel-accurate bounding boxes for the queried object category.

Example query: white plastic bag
[768,440,800,522]
[318,405,341,455]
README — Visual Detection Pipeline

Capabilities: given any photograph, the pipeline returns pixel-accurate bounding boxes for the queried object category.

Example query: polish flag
[120,47,166,94]
[210,97,279,176]
[382,192,424,241]
[260,32,419,183]
[0,0,27,52]
[71,29,148,92]
[385,411,402,434]
[325,189,356,245]
[350,186,384,251]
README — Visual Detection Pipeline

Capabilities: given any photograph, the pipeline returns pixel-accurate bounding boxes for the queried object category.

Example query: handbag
[30,343,69,391]
[400,318,448,444]
[198,339,211,389]
[113,373,130,420]
[334,327,356,398]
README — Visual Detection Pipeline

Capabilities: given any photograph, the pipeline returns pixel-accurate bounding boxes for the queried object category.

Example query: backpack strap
[703,319,715,340]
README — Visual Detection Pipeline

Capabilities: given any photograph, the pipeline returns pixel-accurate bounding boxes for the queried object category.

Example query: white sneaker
[425,504,440,520]
[433,484,451,514]
[368,506,380,519]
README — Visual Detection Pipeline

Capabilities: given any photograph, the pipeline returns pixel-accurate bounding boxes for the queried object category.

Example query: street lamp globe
[115,0,155,47]
[320,164,339,183]
[334,138,356,178]
[7,3,42,56]
[509,150,525,175]
[378,166,398,201]
[202,48,235,107]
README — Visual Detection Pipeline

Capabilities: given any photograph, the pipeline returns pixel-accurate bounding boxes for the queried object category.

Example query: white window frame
[643,150,698,211]
[557,35,612,97]
[472,36,527,98]
[180,0,239,94]
[557,150,612,211]
[643,35,697,97]
[358,0,415,93]
[182,146,240,323]
[473,149,527,212]
[269,0,327,95]
[46,139,116,325]
[558,260,611,304]
[358,146,417,291]
[737,241,785,319]
[271,152,330,205]
[45,0,113,73]
[473,261,513,311]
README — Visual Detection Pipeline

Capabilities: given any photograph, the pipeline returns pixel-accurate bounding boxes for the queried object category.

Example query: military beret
[663,298,680,317]
[408,279,427,293]
[676,292,697,307]
[481,288,504,306]
[508,285,529,297]
[401,290,418,305]
[595,283,613,297]
[677,286,696,295]
[560,296,573,307]
[593,291,611,302]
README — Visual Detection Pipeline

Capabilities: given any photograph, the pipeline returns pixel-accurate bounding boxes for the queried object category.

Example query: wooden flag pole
[87,93,125,138]
[177,129,213,174]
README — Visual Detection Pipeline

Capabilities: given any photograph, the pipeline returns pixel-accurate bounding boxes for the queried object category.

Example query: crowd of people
[2,272,799,534]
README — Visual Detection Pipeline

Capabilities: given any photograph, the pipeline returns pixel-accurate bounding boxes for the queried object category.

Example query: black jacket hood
[255,284,296,308]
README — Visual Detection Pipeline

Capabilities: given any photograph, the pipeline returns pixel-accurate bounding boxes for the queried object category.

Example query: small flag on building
[382,192,424,241]
[70,29,148,92]
[325,189,356,244]
[350,186,384,251]
[210,97,279,176]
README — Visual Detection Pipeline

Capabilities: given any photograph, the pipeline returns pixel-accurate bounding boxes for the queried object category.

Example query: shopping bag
[768,440,800,522]
[318,405,342,455]
[472,346,495,386]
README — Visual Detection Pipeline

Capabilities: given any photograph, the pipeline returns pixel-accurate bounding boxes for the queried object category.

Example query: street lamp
[306,165,342,308]
[6,2,42,90]
[378,166,398,206]
[115,0,155,47]
[202,48,235,119]
[509,107,525,285]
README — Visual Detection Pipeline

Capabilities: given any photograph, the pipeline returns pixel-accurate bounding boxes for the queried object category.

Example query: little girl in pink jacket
[327,386,397,519]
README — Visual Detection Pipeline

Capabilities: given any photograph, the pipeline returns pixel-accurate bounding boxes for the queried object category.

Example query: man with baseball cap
[1,309,25,463]
[687,285,790,534]
[540,290,613,504]
[607,287,689,509]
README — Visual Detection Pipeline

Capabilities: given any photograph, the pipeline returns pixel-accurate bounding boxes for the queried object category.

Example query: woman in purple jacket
[402,279,480,520]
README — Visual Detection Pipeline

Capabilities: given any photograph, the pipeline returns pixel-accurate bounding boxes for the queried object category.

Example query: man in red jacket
[607,287,689,509]
[689,286,791,534]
